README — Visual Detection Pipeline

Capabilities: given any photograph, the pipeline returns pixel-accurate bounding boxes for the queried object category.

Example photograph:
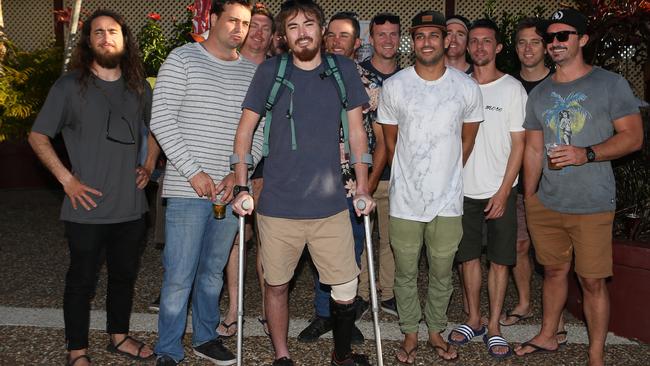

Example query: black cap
[546,8,588,34]
[411,11,446,31]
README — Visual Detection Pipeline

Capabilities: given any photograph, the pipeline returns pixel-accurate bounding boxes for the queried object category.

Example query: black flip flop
[106,335,154,361]
[499,310,533,326]
[516,341,559,356]
[258,317,271,337]
[428,342,459,362]
[395,345,418,365]
[217,320,238,338]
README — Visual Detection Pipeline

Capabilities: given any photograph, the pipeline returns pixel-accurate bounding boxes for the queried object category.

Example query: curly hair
[70,9,145,97]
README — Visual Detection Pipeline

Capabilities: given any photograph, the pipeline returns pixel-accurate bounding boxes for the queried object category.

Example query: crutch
[236,198,252,366]
[356,199,384,366]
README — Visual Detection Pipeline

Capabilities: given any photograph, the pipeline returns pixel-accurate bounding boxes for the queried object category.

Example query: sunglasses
[543,30,579,43]
[106,110,135,145]
[372,14,400,25]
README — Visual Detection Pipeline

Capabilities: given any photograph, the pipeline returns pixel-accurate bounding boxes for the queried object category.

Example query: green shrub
[0,40,63,141]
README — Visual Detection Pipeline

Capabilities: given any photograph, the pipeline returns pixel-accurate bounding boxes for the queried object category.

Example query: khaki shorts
[257,210,359,286]
[525,194,614,278]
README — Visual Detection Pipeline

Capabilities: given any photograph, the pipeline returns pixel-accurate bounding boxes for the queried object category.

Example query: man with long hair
[150,0,260,365]
[28,9,159,366]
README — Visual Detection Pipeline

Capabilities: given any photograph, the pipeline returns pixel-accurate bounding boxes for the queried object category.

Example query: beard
[92,47,125,69]
[415,49,444,66]
[292,36,319,62]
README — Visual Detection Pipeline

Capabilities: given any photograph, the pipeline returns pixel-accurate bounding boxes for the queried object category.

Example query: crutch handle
[241,198,252,211]
[356,199,367,211]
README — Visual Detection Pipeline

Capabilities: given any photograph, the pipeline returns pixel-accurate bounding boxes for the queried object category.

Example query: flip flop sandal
[106,335,154,360]
[499,310,533,326]
[428,342,459,362]
[258,317,271,337]
[483,334,513,359]
[447,324,486,345]
[67,354,91,366]
[217,320,240,338]
[516,341,559,356]
[395,345,418,365]
[557,330,568,346]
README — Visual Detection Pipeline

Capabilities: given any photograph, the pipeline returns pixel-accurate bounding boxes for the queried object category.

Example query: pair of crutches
[234,199,384,366]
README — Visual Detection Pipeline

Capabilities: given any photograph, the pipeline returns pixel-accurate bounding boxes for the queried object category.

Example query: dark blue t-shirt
[243,54,369,219]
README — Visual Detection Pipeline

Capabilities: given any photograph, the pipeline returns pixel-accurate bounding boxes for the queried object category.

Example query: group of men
[28,0,643,366]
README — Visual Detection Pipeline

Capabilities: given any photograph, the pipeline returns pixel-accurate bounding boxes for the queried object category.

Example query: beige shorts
[525,194,614,278]
[257,210,360,286]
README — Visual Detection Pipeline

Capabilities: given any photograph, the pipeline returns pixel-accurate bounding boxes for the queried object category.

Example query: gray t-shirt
[31,71,152,223]
[524,67,641,214]
[242,54,369,219]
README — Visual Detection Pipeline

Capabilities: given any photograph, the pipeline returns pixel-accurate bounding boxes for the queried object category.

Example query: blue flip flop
[483,334,513,359]
[447,324,486,345]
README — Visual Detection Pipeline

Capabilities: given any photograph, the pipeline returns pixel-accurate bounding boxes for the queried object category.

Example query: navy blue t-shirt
[242,54,369,219]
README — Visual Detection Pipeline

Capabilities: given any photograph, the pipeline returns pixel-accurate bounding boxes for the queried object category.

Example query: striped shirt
[151,42,263,199]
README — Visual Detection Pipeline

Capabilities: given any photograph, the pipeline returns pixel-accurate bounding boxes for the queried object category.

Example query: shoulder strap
[262,54,295,157]
[322,53,351,154]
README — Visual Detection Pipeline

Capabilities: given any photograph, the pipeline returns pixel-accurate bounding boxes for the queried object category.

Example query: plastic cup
[213,200,227,219]
[545,142,561,170]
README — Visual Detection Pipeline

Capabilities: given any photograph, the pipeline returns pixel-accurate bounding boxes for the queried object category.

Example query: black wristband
[233,185,250,196]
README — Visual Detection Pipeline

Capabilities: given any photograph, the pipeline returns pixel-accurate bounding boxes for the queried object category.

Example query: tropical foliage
[0,41,63,141]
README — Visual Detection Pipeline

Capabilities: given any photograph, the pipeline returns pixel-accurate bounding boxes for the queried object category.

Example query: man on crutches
[231,2,375,365]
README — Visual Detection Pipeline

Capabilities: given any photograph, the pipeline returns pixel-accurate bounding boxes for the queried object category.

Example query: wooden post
[445,0,455,17]
[62,0,82,72]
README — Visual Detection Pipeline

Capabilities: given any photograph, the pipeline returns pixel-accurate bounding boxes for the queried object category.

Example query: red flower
[147,12,161,21]
[187,3,197,12]
[53,7,72,24]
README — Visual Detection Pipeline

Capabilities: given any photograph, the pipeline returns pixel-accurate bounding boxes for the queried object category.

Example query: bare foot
[216,318,238,337]
[395,333,418,364]
[429,332,458,361]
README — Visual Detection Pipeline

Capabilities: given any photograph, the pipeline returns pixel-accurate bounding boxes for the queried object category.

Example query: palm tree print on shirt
[543,92,592,144]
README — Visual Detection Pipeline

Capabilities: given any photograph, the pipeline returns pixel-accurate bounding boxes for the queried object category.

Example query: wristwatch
[585,146,596,163]
[233,185,250,196]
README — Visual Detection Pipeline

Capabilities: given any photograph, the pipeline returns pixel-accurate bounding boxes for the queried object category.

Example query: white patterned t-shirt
[377,66,484,222]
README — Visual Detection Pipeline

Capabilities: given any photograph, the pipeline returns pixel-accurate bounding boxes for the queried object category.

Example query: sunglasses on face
[544,30,579,43]
[372,14,400,25]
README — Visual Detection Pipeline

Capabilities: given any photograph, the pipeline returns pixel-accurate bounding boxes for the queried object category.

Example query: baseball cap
[446,14,470,33]
[411,11,446,31]
[546,8,588,34]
